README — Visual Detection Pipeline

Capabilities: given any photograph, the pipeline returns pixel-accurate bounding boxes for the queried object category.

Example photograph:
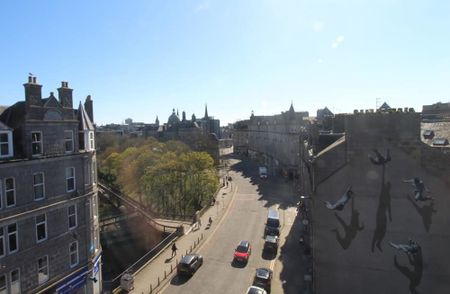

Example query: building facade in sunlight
[0,76,102,293]
[231,104,311,179]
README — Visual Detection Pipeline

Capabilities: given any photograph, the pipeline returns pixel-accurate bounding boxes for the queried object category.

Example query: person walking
[171,242,178,257]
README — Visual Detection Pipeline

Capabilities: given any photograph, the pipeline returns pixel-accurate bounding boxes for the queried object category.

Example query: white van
[259,167,268,179]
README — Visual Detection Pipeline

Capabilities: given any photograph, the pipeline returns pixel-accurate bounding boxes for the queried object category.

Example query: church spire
[204,104,208,119]
[289,101,295,112]
[155,116,159,126]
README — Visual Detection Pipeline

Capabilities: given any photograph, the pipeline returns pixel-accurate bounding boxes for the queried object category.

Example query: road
[162,156,308,294]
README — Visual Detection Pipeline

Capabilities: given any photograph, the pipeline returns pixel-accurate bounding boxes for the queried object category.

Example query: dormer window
[88,131,95,150]
[0,131,13,158]
[31,132,43,156]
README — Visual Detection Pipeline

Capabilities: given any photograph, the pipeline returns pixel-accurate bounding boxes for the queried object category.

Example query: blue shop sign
[92,254,101,276]
[56,267,88,294]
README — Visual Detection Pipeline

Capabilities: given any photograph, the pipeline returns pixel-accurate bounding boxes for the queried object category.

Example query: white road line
[158,185,239,293]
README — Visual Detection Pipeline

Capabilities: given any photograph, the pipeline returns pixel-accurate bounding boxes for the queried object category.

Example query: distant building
[316,107,334,121]
[422,102,450,120]
[144,106,220,163]
[0,76,101,293]
[232,103,311,179]
[378,102,391,112]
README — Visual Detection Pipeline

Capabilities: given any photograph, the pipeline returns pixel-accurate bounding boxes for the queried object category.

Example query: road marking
[269,205,282,272]
[196,185,239,252]
[158,185,239,293]
[269,256,277,271]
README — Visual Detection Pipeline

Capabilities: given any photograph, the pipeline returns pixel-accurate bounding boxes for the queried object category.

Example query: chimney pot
[28,76,33,83]
[32,77,37,83]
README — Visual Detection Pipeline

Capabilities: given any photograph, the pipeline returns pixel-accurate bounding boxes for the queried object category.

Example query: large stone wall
[345,112,420,150]
[242,111,310,174]
[314,137,347,186]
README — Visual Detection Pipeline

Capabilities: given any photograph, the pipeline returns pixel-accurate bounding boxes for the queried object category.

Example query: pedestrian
[171,242,177,257]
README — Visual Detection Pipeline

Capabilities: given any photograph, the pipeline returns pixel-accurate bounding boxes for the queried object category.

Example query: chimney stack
[58,81,73,108]
[24,75,42,106]
[84,95,94,123]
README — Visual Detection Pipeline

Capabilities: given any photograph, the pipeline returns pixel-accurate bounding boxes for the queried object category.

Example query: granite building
[232,104,311,179]
[144,107,220,163]
[0,76,101,293]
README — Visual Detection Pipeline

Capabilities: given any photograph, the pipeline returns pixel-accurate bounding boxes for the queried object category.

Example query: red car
[233,240,251,263]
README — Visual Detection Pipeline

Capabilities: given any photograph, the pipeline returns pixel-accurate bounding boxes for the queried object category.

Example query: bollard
[190,245,192,251]
[170,264,173,272]
[164,270,167,279]
[150,284,153,293]
[198,236,200,243]
[185,249,188,255]
[158,277,160,286]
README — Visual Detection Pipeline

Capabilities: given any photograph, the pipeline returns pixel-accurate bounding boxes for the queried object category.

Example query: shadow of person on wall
[371,179,392,252]
[331,197,364,250]
[394,248,423,294]
[407,195,436,232]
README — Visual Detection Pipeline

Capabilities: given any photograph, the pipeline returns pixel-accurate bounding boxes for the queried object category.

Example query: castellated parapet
[345,111,421,149]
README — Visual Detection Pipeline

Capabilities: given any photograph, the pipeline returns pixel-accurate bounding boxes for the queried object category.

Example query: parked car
[233,240,252,263]
[252,268,273,293]
[264,209,280,237]
[263,235,279,253]
[246,285,267,294]
[177,254,203,276]
[259,166,268,179]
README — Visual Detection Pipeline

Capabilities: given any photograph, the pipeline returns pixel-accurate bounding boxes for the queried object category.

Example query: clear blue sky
[1,0,449,125]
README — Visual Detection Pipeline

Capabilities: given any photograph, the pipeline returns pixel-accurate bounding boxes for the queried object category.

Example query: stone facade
[145,108,220,163]
[0,76,101,294]
[232,104,311,179]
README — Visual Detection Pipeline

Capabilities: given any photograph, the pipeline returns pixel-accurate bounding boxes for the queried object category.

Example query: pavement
[125,174,237,294]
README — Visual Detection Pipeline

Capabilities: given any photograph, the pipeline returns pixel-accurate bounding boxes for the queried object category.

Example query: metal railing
[103,231,179,291]
[98,183,180,232]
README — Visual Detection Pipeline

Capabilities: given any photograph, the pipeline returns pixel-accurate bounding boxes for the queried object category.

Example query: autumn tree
[98,136,218,217]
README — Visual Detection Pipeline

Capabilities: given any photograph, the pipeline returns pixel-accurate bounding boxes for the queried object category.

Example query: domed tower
[168,108,180,127]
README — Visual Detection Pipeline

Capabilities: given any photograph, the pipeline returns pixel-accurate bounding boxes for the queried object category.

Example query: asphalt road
[162,157,306,294]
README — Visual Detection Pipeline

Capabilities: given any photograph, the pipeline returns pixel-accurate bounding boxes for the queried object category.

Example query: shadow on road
[261,249,277,260]
[332,197,364,250]
[394,249,423,294]
[170,274,190,286]
[278,209,309,293]
[230,154,308,293]
[231,155,298,210]
[230,259,248,268]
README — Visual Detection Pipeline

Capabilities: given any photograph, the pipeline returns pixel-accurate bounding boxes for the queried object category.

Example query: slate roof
[77,102,95,131]
[0,121,12,130]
